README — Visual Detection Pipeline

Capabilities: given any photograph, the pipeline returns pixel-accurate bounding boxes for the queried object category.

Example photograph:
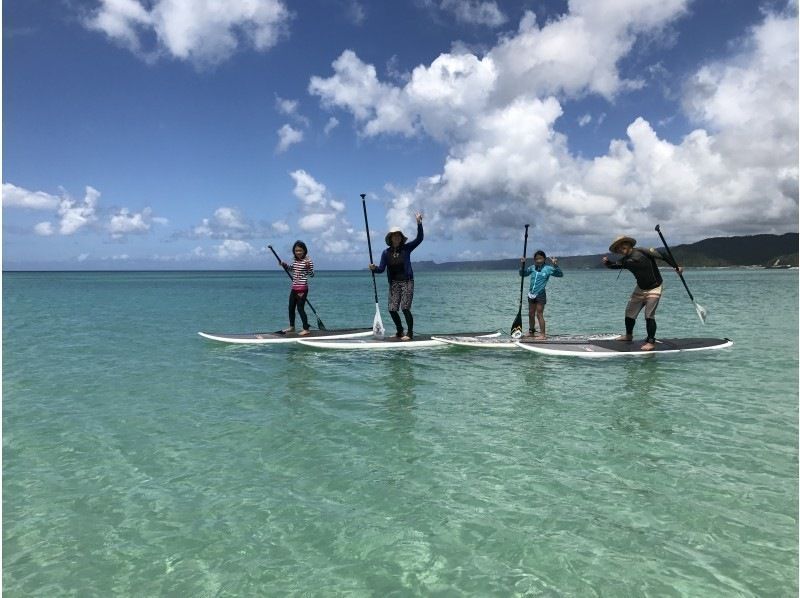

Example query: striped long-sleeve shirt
[287,258,314,290]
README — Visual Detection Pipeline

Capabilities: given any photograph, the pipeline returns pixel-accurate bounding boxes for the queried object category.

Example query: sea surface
[3,268,798,596]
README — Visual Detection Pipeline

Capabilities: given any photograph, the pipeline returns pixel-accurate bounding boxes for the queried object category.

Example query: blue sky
[3,0,798,269]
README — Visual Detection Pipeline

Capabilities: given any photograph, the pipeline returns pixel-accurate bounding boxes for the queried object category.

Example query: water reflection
[379,352,418,425]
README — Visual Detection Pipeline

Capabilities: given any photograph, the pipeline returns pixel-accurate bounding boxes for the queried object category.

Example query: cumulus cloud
[310,3,797,247]
[276,123,304,153]
[271,219,290,234]
[57,186,101,235]
[3,183,60,210]
[310,1,690,143]
[84,0,291,67]
[5,183,167,239]
[191,206,256,239]
[108,206,166,238]
[34,221,55,236]
[215,239,257,259]
[289,170,361,254]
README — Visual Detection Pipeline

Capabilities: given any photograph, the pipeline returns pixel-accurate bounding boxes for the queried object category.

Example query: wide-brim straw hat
[609,235,637,253]
[385,227,408,246]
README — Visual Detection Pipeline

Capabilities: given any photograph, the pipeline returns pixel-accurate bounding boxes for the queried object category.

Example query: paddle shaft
[654,225,695,301]
[361,195,380,304]
[518,224,530,305]
[267,245,326,328]
[511,224,530,333]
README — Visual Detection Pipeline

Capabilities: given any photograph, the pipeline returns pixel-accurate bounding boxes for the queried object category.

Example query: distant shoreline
[3,232,797,272]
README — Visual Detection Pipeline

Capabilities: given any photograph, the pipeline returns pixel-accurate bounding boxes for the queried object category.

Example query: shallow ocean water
[3,269,798,596]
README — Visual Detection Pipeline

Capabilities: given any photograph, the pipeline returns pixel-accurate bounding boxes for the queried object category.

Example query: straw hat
[609,235,636,253]
[385,227,408,246]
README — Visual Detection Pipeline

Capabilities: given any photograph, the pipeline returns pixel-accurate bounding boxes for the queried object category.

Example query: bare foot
[282,327,295,333]
[534,334,546,340]
[641,342,656,351]
[616,334,633,342]
[298,329,311,336]
[401,335,412,341]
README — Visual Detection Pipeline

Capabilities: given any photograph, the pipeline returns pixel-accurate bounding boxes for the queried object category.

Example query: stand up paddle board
[432,332,618,349]
[297,331,501,350]
[198,328,372,345]
[516,337,733,358]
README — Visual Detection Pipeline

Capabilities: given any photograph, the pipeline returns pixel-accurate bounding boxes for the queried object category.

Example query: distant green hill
[414,233,798,271]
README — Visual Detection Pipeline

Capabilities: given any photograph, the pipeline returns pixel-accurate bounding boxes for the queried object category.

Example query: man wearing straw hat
[603,235,682,351]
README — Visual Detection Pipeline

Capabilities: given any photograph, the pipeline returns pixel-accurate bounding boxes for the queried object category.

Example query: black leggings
[389,309,413,338]
[289,289,310,330]
[625,316,657,342]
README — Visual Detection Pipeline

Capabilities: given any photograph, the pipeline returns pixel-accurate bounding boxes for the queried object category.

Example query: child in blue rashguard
[519,250,563,338]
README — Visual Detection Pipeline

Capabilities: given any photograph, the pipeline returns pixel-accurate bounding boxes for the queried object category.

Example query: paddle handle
[655,224,694,301]
[361,194,380,304]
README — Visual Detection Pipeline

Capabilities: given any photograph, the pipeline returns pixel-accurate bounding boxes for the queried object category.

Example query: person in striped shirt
[278,240,314,335]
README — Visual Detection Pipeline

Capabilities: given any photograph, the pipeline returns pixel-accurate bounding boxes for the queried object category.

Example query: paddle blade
[373,303,385,338]
[511,311,523,338]
[316,317,327,331]
[694,301,708,324]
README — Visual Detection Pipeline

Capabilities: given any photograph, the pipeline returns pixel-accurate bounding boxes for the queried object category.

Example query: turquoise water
[4,269,798,596]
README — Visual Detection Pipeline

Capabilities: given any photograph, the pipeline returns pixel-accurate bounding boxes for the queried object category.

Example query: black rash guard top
[605,247,679,290]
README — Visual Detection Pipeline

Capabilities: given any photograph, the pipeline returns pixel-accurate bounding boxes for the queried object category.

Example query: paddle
[361,194,385,337]
[654,225,708,324]
[267,244,327,330]
[511,224,530,338]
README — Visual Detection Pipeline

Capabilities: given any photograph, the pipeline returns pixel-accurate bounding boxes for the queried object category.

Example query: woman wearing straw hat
[602,235,682,351]
[369,212,424,341]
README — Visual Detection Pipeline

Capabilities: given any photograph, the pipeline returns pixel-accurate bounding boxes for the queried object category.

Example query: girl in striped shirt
[279,240,314,335]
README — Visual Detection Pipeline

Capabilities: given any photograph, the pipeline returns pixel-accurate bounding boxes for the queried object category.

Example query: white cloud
[276,124,304,153]
[58,186,100,235]
[324,116,340,135]
[215,239,257,259]
[276,96,299,116]
[578,114,592,127]
[272,220,290,234]
[192,206,254,238]
[34,221,55,236]
[3,183,60,210]
[298,212,337,232]
[310,4,796,245]
[346,0,366,26]
[85,0,291,67]
[440,0,506,27]
[310,2,690,142]
[5,183,166,238]
[108,207,157,237]
[289,170,361,253]
[77,253,90,262]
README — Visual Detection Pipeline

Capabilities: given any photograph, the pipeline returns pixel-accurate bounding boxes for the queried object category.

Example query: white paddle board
[432,332,618,349]
[198,328,372,345]
[297,331,501,350]
[516,337,733,358]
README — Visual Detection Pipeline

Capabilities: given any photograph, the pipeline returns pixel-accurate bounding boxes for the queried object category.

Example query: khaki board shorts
[625,284,662,319]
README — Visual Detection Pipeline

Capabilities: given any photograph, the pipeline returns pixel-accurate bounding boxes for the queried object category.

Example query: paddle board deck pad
[516,337,733,358]
[432,332,618,349]
[198,328,373,344]
[297,332,501,350]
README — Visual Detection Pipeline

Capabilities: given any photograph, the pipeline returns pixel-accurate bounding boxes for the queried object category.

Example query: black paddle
[267,244,327,330]
[361,194,385,337]
[511,224,530,337]
[654,224,707,324]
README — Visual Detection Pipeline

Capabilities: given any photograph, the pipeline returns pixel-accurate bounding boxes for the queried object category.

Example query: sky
[2,0,798,270]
